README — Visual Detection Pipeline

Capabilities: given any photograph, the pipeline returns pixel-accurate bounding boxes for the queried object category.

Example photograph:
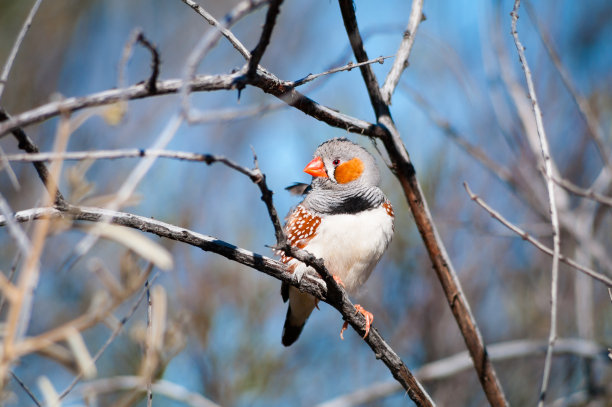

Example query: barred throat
[301,185,386,215]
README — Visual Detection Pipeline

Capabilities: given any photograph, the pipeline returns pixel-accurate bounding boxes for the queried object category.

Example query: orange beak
[303,156,328,178]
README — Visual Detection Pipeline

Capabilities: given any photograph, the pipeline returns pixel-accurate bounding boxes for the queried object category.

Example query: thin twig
[0,108,67,207]
[288,56,392,88]
[245,0,284,79]
[511,3,561,405]
[380,0,424,104]
[180,0,268,59]
[10,370,42,407]
[145,280,153,407]
[552,175,612,208]
[463,182,612,286]
[137,33,160,94]
[58,270,158,401]
[0,0,44,101]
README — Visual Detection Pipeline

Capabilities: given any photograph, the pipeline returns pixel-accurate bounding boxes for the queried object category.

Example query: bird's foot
[340,304,374,340]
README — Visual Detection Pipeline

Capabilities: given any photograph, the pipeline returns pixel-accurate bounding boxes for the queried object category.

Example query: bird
[279,137,394,346]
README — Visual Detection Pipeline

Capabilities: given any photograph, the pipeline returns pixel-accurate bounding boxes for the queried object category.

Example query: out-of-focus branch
[58,270,157,401]
[380,0,424,104]
[553,175,612,208]
[10,370,42,407]
[0,0,44,101]
[524,1,609,169]
[511,3,561,405]
[77,376,221,407]
[464,182,612,287]
[315,338,608,407]
[337,1,507,405]
[0,114,72,387]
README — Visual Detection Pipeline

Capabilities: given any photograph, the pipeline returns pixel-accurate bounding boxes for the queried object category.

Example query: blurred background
[1,0,611,405]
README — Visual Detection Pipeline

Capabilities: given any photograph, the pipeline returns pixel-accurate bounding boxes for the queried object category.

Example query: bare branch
[553,176,612,208]
[180,0,268,59]
[511,3,561,404]
[0,69,383,140]
[0,108,67,207]
[288,56,392,88]
[10,370,42,407]
[337,1,507,404]
[245,0,284,79]
[0,0,44,101]
[380,0,424,104]
[118,29,160,95]
[464,182,612,287]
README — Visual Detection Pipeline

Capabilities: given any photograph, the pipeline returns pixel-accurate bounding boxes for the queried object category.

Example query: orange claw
[339,304,374,340]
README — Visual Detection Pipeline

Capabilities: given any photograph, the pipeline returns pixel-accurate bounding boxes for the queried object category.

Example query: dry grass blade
[92,223,173,271]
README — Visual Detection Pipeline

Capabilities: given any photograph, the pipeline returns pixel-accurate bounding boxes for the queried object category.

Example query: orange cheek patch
[334,158,364,184]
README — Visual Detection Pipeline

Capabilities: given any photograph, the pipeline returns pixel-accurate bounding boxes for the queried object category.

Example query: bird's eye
[332,159,340,166]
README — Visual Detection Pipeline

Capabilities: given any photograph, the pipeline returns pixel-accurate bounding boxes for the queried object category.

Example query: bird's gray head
[301,138,385,214]
[303,137,381,190]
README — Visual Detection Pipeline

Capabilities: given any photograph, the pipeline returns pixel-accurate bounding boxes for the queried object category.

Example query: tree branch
[337,0,508,405]
[245,0,284,79]
[380,0,424,104]
[0,108,67,207]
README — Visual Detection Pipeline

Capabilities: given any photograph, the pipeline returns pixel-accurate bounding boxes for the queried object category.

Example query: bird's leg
[340,304,374,340]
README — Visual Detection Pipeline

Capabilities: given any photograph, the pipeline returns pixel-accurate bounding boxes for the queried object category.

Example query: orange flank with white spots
[280,205,321,265]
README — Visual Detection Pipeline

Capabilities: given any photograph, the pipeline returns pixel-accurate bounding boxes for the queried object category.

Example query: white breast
[292,205,394,293]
